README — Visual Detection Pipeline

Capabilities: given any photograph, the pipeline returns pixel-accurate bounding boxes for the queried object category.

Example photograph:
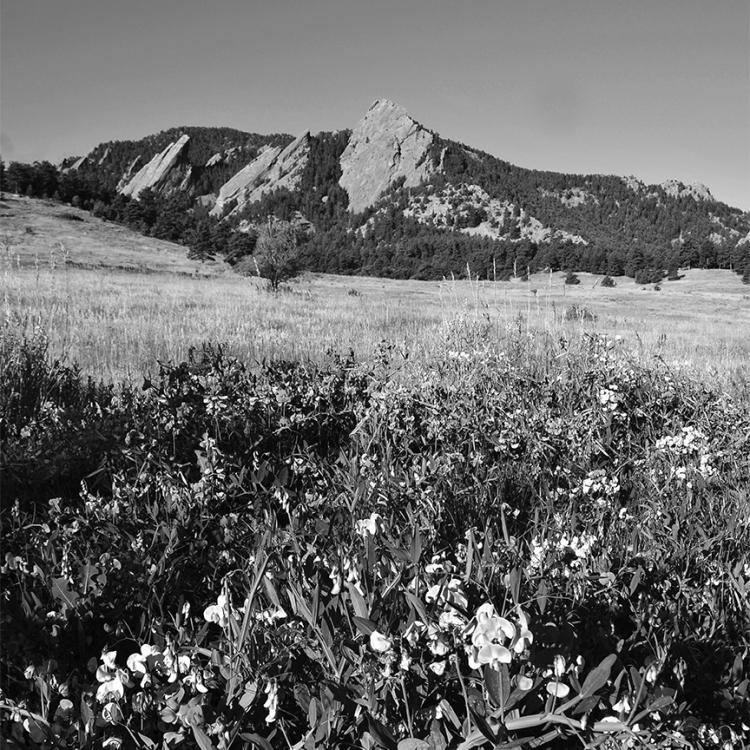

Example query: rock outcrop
[120,134,190,199]
[210,133,311,217]
[63,155,87,173]
[339,99,437,214]
[116,156,143,192]
[660,179,713,202]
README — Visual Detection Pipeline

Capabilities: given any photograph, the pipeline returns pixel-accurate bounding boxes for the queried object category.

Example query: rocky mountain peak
[339,99,437,213]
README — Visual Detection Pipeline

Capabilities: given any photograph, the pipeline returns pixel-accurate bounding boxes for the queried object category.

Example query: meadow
[3,196,750,392]
[1,197,750,748]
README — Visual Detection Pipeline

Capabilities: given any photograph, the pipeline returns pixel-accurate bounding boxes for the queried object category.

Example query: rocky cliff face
[660,179,713,202]
[120,134,191,199]
[210,133,311,217]
[339,99,438,214]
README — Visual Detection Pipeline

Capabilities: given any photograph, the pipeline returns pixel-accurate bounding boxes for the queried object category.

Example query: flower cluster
[464,603,533,669]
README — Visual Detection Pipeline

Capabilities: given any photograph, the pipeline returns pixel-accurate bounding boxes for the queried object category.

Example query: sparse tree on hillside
[252,219,300,291]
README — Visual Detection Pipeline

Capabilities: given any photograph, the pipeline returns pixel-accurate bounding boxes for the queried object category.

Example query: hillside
[4,100,749,282]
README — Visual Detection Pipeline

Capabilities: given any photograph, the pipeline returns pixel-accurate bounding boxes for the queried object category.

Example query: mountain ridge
[6,100,750,282]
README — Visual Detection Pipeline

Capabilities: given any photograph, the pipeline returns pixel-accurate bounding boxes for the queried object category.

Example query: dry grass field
[2,195,749,389]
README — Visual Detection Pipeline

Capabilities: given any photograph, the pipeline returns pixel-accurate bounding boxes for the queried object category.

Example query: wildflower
[425,578,468,611]
[96,674,125,703]
[356,512,384,537]
[553,654,566,678]
[511,608,533,654]
[612,695,631,714]
[429,660,447,676]
[54,698,74,721]
[263,680,279,724]
[399,653,412,671]
[517,675,533,691]
[126,644,161,676]
[101,701,123,724]
[427,626,450,657]
[465,603,515,669]
[546,681,570,698]
[203,594,229,627]
[370,630,393,653]
[404,620,425,647]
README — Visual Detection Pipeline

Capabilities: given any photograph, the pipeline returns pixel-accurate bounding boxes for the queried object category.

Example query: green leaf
[348,581,369,619]
[398,740,430,750]
[239,681,258,710]
[410,530,422,566]
[404,592,428,621]
[367,716,397,750]
[579,653,617,697]
[456,729,489,750]
[353,616,377,636]
[239,733,274,750]
[50,577,79,609]
[535,580,548,615]
[483,664,510,708]
[192,725,217,750]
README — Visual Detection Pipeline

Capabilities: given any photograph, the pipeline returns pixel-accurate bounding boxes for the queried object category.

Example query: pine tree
[187,220,216,263]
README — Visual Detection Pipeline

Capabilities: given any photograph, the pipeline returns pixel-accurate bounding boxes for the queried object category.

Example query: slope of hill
[4,100,749,282]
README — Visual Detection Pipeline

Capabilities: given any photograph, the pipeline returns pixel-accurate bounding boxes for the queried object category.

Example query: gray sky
[2,0,748,209]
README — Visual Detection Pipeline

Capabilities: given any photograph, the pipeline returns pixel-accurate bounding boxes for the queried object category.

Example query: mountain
[7,100,750,282]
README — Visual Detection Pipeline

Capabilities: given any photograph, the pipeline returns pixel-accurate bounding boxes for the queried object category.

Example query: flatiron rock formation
[339,99,438,214]
[120,134,191,199]
[210,132,311,217]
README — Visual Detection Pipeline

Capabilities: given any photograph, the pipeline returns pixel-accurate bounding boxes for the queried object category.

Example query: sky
[2,0,749,209]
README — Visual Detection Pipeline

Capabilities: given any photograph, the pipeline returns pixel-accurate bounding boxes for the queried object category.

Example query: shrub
[600,275,616,288]
[564,270,580,285]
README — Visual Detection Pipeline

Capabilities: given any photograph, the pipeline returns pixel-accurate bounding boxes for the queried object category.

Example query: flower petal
[546,680,570,698]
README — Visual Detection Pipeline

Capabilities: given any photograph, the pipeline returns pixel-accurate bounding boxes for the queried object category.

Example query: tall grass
[3,245,749,393]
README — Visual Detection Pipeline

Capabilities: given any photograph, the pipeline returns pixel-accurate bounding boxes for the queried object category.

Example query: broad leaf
[579,653,617,697]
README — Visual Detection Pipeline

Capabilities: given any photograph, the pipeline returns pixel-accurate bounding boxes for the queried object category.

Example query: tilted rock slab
[120,134,190,199]
[339,99,437,214]
[210,133,311,218]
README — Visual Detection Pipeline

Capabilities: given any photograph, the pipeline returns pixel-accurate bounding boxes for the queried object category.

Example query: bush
[600,275,616,288]
[564,270,580,285]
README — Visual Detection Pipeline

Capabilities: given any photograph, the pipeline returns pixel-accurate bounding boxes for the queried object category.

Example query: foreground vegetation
[2,318,749,748]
